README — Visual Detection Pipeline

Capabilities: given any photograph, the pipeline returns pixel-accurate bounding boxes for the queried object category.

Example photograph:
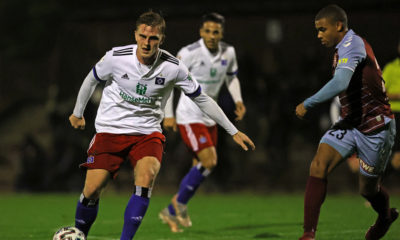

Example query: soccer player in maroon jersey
[295,5,398,240]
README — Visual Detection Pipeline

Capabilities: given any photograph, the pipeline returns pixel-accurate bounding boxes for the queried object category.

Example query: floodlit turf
[0,193,399,239]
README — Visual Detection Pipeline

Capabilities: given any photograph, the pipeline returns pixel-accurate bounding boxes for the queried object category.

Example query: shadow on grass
[220,222,301,230]
[219,222,302,239]
[188,222,302,239]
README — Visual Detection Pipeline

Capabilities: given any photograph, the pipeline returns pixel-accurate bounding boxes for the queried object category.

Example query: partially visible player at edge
[295,5,398,240]
[159,12,246,232]
[383,38,400,171]
[68,11,255,240]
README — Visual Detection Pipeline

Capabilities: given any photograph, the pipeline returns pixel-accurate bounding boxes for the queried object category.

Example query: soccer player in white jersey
[159,13,246,232]
[68,11,255,240]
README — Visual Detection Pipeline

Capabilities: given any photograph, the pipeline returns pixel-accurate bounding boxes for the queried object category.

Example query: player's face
[200,21,223,52]
[135,24,164,64]
[315,18,342,48]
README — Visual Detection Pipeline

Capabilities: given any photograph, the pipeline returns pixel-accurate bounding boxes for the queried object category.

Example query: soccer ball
[53,226,86,240]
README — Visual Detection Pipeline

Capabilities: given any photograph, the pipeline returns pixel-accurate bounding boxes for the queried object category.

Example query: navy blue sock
[75,193,99,236]
[168,203,176,215]
[176,163,210,204]
[120,186,151,240]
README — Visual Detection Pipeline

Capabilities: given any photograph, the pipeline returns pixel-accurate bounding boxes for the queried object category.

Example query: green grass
[0,193,399,239]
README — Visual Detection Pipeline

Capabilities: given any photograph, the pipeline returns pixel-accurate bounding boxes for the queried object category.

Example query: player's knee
[83,183,102,199]
[309,157,328,178]
[134,157,160,186]
[359,182,379,197]
[360,187,378,198]
[200,154,217,169]
[197,147,217,170]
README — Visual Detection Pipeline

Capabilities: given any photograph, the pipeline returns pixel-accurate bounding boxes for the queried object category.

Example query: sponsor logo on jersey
[155,77,165,85]
[121,73,129,80]
[136,83,147,95]
[360,159,375,174]
[338,58,348,65]
[186,73,193,81]
[221,59,227,66]
[120,90,154,104]
[210,68,217,77]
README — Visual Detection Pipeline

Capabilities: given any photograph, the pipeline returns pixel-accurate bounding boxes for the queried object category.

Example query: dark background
[0,0,399,193]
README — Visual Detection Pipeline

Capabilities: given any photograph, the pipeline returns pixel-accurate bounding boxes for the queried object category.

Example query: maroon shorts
[81,132,165,177]
[178,123,217,155]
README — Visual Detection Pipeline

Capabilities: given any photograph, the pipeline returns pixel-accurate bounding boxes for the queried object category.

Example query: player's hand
[232,131,255,151]
[234,101,246,121]
[69,114,86,130]
[163,117,177,132]
[295,102,307,119]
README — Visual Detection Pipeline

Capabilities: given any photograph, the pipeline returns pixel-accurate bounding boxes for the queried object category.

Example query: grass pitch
[0,193,399,239]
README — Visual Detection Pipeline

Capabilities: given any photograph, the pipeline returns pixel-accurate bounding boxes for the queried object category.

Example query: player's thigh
[128,132,165,168]
[356,120,396,177]
[82,133,132,178]
[83,169,111,198]
[310,143,343,178]
[129,133,165,187]
[134,156,161,187]
[314,128,357,177]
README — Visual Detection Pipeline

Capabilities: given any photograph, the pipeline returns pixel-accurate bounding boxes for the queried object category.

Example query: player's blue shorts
[320,119,396,177]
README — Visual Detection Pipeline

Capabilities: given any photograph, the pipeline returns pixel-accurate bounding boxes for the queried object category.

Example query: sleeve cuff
[92,67,106,82]
[185,86,202,98]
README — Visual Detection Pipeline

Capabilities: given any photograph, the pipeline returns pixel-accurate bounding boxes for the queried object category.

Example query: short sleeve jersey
[334,30,393,133]
[175,39,238,126]
[383,58,400,112]
[93,44,200,134]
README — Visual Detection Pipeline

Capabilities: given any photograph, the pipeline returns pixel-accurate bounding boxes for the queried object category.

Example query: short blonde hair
[136,11,166,35]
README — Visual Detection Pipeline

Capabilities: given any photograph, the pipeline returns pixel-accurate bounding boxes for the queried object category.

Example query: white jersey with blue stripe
[176,39,238,126]
[93,44,199,134]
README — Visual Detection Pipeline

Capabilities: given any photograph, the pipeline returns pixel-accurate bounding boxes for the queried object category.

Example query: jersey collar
[336,29,355,50]
[133,44,162,77]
